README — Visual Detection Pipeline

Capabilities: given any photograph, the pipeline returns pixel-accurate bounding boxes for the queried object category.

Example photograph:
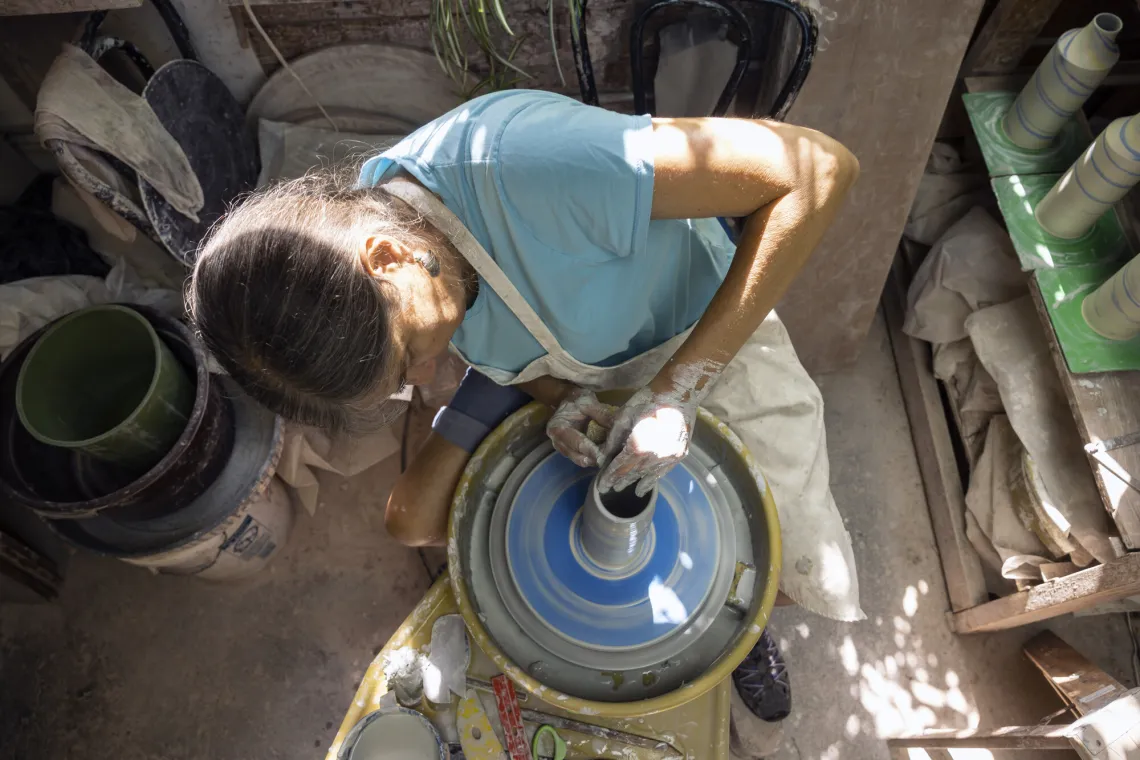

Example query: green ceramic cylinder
[16,305,194,472]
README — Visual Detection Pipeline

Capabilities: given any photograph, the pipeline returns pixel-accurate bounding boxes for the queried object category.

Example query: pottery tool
[424,614,470,704]
[457,689,508,760]
[491,675,531,760]
[466,677,528,704]
[517,709,683,759]
[465,678,683,759]
[530,726,566,760]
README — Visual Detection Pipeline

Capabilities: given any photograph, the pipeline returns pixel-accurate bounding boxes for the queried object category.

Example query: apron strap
[380,179,568,359]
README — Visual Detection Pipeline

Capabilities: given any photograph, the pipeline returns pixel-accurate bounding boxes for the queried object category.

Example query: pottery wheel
[489,442,733,671]
[461,412,762,703]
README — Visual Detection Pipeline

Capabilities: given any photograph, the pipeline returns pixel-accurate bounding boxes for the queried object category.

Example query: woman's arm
[386,431,470,547]
[598,118,858,493]
[649,117,859,391]
[515,376,575,407]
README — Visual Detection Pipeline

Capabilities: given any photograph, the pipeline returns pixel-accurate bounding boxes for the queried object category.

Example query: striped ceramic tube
[1003,13,1121,150]
[1082,253,1140,340]
[1035,114,1140,239]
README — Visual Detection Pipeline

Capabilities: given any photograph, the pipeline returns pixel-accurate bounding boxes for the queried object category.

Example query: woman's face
[398,282,462,386]
[359,234,465,389]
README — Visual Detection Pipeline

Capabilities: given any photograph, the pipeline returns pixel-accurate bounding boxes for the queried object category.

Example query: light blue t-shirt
[359,90,734,373]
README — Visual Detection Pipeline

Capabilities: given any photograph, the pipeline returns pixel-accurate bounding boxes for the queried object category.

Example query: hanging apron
[382,179,864,622]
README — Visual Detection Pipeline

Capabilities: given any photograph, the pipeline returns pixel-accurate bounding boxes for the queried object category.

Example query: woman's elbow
[385,485,445,547]
[816,135,860,196]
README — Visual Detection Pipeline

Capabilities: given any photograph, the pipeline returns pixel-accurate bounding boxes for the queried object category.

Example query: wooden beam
[888,724,1072,750]
[963,0,1065,76]
[0,0,139,14]
[776,0,985,373]
[882,252,989,612]
[1024,631,1128,717]
[953,551,1140,633]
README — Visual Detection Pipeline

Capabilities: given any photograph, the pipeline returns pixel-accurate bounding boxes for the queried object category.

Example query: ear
[358,234,417,277]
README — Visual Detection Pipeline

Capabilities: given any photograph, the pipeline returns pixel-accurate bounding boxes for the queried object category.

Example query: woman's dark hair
[188,165,432,433]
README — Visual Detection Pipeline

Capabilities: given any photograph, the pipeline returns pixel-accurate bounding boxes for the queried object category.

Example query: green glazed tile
[1035,264,1140,373]
[991,173,1129,271]
[963,91,1090,177]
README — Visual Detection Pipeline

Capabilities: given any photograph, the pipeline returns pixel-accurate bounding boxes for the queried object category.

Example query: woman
[189,89,860,727]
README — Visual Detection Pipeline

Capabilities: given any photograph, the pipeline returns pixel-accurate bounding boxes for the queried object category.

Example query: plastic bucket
[49,380,291,581]
[16,305,194,472]
[121,476,294,580]
[0,307,234,520]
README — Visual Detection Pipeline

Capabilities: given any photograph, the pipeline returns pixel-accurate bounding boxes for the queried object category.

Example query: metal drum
[449,399,780,718]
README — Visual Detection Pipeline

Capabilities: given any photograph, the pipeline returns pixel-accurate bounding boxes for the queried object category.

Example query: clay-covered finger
[633,464,670,497]
[566,451,593,468]
[600,448,648,493]
[608,467,646,495]
[575,438,603,468]
[550,430,602,468]
[597,452,627,492]
[600,415,635,463]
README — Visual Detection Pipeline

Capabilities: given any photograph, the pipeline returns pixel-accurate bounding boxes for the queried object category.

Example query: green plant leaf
[548,0,565,87]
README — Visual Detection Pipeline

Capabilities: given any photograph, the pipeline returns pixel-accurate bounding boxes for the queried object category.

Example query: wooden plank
[962,0,1065,76]
[888,724,1072,750]
[0,0,139,14]
[883,253,989,612]
[952,551,1140,633]
[1028,280,1140,548]
[1024,631,1128,716]
[777,0,986,373]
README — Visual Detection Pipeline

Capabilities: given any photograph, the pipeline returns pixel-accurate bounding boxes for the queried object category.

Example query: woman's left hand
[598,360,725,496]
[597,389,694,496]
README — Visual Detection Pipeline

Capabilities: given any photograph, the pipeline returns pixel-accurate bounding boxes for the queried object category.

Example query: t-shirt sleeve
[495,95,655,259]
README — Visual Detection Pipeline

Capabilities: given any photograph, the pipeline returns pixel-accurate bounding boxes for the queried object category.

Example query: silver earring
[415,251,441,278]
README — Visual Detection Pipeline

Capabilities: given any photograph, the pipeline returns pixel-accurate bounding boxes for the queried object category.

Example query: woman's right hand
[546,388,617,468]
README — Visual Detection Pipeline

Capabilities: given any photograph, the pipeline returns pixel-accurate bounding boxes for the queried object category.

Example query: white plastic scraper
[423,614,469,703]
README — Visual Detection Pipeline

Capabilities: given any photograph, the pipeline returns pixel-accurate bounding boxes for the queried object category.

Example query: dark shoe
[732,628,791,722]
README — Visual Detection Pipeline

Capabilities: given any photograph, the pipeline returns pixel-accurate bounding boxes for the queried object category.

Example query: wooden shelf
[952,551,1140,633]
[1029,280,1140,547]
[886,76,1140,630]
[962,73,1140,548]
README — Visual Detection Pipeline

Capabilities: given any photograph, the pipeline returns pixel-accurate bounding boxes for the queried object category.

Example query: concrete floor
[2,312,1135,760]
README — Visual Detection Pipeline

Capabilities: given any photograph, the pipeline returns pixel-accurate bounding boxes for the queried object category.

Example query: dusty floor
[2,313,1135,760]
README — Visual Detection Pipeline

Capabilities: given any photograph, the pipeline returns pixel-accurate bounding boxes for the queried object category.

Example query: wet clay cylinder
[1003,13,1121,150]
[580,477,657,569]
[1036,114,1140,239]
[1082,253,1140,339]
